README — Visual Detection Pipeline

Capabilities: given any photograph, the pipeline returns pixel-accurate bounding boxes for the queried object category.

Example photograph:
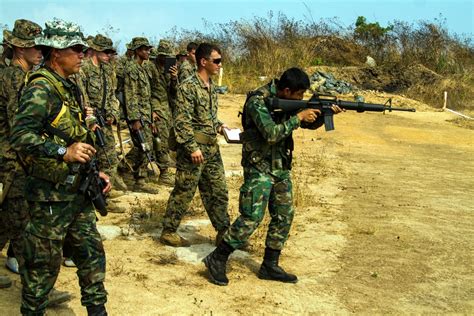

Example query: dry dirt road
[1,94,473,315]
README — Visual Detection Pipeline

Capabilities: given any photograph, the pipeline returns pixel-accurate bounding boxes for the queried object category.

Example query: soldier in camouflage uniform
[79,34,128,192]
[178,41,198,82]
[10,18,111,315]
[203,68,342,286]
[0,36,13,69]
[122,37,159,193]
[147,39,178,186]
[160,43,230,247]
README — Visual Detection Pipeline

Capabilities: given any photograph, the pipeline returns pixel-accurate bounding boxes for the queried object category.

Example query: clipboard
[223,128,242,144]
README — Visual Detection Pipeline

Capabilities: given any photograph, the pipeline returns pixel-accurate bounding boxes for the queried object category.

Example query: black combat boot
[87,304,107,316]
[202,241,234,286]
[258,247,298,283]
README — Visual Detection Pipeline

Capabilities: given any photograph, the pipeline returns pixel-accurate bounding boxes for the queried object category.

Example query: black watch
[57,146,67,160]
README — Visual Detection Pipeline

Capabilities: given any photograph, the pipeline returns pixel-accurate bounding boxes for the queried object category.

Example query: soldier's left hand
[169,65,178,79]
[218,124,229,135]
[331,105,344,114]
[84,106,94,117]
[99,172,112,193]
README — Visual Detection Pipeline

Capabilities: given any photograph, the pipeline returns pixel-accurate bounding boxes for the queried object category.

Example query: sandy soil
[1,93,473,315]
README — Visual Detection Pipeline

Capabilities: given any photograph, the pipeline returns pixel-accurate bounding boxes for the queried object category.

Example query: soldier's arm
[174,83,199,154]
[6,68,25,128]
[124,66,141,121]
[247,97,300,145]
[10,82,65,159]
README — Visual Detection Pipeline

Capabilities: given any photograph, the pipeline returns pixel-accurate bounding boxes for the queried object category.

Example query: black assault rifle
[267,94,416,131]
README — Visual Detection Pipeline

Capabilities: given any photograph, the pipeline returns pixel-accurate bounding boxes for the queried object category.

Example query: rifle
[267,94,416,131]
[94,109,112,167]
[75,158,108,216]
[119,89,156,174]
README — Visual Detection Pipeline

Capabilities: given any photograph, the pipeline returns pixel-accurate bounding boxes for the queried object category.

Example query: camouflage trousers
[96,124,119,176]
[163,143,230,232]
[20,196,107,315]
[124,125,154,179]
[0,197,29,262]
[152,116,172,170]
[224,168,295,250]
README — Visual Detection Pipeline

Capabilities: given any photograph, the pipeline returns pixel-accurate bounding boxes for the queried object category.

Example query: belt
[194,131,217,145]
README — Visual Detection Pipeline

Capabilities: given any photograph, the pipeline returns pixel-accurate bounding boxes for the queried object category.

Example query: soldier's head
[195,42,221,76]
[36,18,88,78]
[276,67,310,100]
[176,50,188,64]
[89,34,116,64]
[4,19,43,69]
[129,37,152,63]
[156,39,175,66]
[1,37,14,61]
[186,41,198,64]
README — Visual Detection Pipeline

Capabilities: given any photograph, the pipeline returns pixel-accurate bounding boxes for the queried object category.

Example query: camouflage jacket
[123,59,152,122]
[0,64,28,197]
[178,59,196,83]
[147,61,176,120]
[240,81,322,175]
[10,67,93,201]
[174,72,222,155]
[79,58,120,120]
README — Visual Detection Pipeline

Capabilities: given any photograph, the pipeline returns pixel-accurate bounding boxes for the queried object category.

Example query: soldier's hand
[297,109,321,123]
[84,106,94,117]
[99,172,112,193]
[331,105,344,114]
[152,112,160,122]
[191,149,204,164]
[217,124,229,135]
[132,120,142,131]
[169,65,178,79]
[64,142,96,163]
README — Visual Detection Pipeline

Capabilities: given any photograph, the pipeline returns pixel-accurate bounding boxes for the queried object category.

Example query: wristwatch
[57,146,67,160]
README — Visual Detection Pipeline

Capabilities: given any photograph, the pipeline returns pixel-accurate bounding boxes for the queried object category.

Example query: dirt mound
[311,36,368,66]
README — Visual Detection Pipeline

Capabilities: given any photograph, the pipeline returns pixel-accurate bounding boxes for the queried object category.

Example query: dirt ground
[1,93,473,315]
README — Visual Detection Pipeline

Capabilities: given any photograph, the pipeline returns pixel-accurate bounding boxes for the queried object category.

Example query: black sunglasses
[208,58,222,65]
[69,45,86,53]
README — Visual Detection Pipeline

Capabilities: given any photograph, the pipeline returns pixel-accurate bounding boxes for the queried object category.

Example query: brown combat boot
[158,169,175,187]
[0,275,12,288]
[134,178,159,194]
[48,288,72,306]
[159,230,190,247]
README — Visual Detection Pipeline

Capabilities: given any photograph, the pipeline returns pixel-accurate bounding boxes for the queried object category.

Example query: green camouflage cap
[157,39,174,56]
[36,18,88,49]
[4,19,42,48]
[129,37,152,51]
[89,34,115,52]
[149,47,158,59]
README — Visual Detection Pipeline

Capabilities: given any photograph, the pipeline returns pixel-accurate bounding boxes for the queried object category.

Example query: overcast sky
[1,0,472,52]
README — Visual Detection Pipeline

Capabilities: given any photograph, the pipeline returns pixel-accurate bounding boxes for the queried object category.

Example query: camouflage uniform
[162,72,230,233]
[150,40,178,172]
[0,19,42,269]
[178,58,197,83]
[79,34,121,177]
[9,19,107,315]
[223,80,322,250]
[123,37,154,180]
